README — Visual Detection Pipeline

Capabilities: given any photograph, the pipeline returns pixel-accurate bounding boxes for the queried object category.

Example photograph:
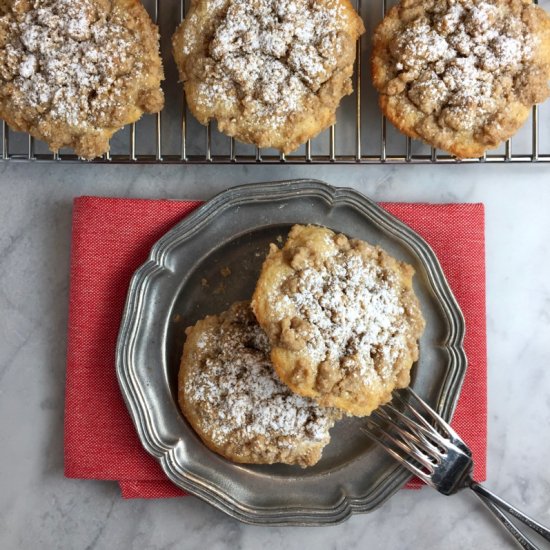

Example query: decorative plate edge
[115,179,467,525]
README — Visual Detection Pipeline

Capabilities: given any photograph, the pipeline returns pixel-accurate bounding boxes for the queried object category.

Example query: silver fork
[361,388,550,550]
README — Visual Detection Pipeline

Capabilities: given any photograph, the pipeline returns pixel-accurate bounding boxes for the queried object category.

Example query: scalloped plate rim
[115,179,467,525]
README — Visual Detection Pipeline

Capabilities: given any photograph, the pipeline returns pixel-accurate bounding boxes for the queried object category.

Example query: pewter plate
[116,179,467,525]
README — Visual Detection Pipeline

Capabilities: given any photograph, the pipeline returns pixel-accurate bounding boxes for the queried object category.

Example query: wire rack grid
[2,0,549,164]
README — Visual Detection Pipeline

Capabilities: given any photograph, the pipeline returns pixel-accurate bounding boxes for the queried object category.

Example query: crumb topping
[183,0,353,129]
[382,0,549,133]
[0,0,157,129]
[252,225,425,415]
[184,303,335,454]
[269,236,413,387]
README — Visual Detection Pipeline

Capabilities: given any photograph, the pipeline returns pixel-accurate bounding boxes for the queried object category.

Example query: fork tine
[374,408,438,456]
[361,425,434,486]
[374,405,446,455]
[405,388,460,439]
[380,403,439,441]
[393,391,440,432]
[394,388,472,456]
[364,417,436,473]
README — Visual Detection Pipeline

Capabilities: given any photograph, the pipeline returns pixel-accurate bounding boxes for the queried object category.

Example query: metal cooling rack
[2,0,550,164]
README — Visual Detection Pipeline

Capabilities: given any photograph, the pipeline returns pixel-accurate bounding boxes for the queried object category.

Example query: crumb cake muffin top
[252,225,425,416]
[179,301,338,467]
[172,0,364,153]
[372,0,550,157]
[0,0,164,159]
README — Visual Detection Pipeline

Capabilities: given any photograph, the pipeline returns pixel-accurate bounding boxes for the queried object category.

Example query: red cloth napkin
[64,197,487,499]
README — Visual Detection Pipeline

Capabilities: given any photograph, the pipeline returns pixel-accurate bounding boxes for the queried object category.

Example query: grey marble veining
[1,162,550,549]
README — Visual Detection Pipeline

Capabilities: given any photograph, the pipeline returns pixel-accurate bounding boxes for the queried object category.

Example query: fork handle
[469,481,550,548]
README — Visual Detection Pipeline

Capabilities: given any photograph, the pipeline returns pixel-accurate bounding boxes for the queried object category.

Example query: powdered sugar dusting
[389,0,536,130]
[184,303,334,450]
[270,244,409,384]
[1,0,148,128]
[185,0,348,129]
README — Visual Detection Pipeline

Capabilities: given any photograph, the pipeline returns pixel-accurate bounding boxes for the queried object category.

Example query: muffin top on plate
[179,301,339,467]
[252,225,425,417]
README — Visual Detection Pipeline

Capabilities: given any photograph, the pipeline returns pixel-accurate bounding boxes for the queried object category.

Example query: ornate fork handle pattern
[469,481,550,549]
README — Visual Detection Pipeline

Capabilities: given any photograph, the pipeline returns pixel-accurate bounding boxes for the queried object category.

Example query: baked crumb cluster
[275,238,411,376]
[194,0,345,122]
[372,0,550,157]
[180,302,338,467]
[390,0,539,129]
[0,0,164,158]
[173,0,364,152]
[252,225,425,416]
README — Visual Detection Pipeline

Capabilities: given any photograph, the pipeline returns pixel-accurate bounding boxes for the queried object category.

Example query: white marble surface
[1,162,550,549]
